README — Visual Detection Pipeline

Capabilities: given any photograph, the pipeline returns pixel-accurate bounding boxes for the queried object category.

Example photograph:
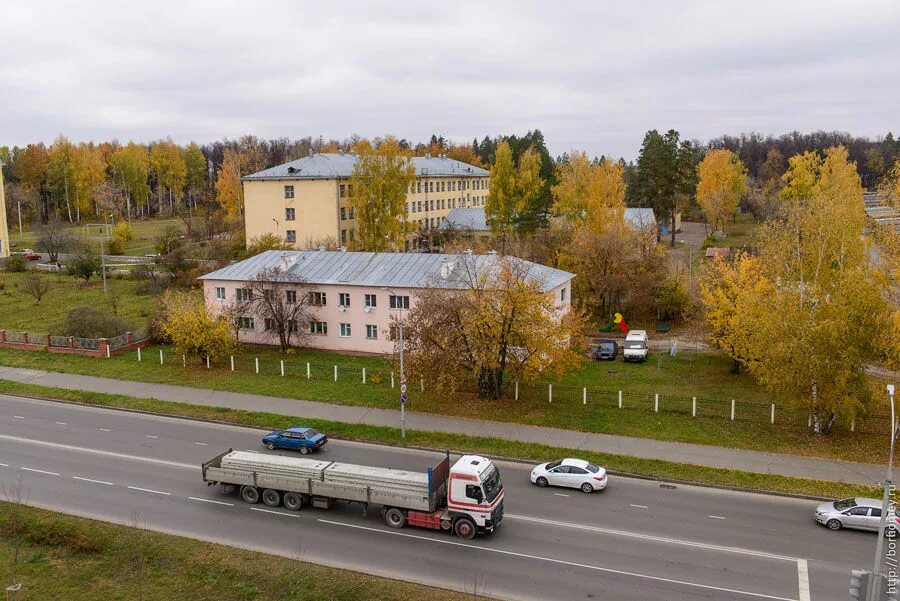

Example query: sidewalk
[0,364,885,486]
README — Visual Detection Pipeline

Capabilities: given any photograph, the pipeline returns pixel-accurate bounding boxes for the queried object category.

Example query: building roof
[243,152,490,181]
[705,247,732,259]
[199,250,574,292]
[439,207,491,232]
[624,207,657,229]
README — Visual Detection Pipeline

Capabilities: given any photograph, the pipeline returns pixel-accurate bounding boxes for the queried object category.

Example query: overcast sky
[2,1,898,159]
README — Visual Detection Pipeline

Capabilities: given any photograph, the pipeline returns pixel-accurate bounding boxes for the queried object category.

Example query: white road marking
[73,476,114,486]
[145,435,158,439]
[630,504,648,509]
[99,428,111,432]
[0,463,9,467]
[320,519,799,601]
[55,421,67,425]
[506,514,800,561]
[188,496,233,506]
[554,493,570,497]
[13,415,24,419]
[250,507,298,518]
[127,486,170,496]
[0,434,195,470]
[21,467,60,476]
[796,559,810,601]
[194,442,208,446]
[708,515,726,520]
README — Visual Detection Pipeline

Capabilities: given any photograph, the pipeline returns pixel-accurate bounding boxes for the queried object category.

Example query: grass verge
[0,379,878,500]
[0,501,471,601]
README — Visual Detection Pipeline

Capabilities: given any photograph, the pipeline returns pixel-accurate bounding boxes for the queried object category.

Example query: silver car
[814,497,894,532]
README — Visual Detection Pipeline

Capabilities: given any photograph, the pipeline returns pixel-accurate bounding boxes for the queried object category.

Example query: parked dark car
[594,339,619,361]
[262,426,328,454]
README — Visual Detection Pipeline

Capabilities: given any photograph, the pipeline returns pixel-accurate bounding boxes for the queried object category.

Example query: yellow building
[242,152,491,251]
[0,165,10,258]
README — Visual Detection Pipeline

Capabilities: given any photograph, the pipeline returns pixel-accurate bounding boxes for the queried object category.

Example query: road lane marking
[250,507,298,518]
[188,496,233,506]
[99,428,111,432]
[21,467,60,476]
[194,442,208,446]
[127,486,171,496]
[630,504,648,509]
[708,515,726,520]
[145,435,158,439]
[73,476,114,486]
[0,463,9,467]
[319,519,799,601]
[797,559,810,601]
[554,493,570,497]
[505,514,800,561]
[13,416,24,419]
[55,422,67,425]
[0,434,195,470]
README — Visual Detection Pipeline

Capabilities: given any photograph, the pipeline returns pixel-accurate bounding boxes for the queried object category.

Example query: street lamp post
[382,286,406,438]
[868,383,897,601]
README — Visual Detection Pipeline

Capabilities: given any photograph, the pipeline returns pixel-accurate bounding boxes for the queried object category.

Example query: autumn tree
[552,153,626,228]
[73,143,106,219]
[348,137,416,252]
[183,142,207,208]
[246,233,294,256]
[47,135,77,222]
[150,139,187,215]
[215,148,244,223]
[35,217,74,263]
[695,149,748,232]
[159,290,237,363]
[109,143,150,219]
[246,267,317,352]
[22,272,51,305]
[485,141,544,236]
[403,255,585,399]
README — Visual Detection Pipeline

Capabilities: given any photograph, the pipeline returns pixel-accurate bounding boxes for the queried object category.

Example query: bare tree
[3,475,28,600]
[464,570,489,599]
[247,267,317,352]
[22,272,51,305]
[35,217,74,263]
[129,511,148,601]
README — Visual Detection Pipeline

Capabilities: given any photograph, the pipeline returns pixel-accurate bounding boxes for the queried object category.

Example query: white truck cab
[447,455,505,537]
[623,330,649,362]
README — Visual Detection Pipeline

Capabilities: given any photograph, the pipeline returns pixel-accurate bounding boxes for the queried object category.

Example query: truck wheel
[262,489,281,507]
[240,486,259,504]
[384,508,406,529]
[454,518,476,539]
[299,446,310,455]
[283,492,305,511]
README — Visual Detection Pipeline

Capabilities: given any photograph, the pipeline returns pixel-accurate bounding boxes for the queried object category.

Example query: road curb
[0,390,842,501]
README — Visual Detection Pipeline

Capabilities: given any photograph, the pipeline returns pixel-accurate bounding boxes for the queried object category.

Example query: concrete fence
[0,329,150,358]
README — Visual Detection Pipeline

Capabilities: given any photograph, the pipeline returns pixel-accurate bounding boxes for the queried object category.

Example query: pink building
[199,250,574,354]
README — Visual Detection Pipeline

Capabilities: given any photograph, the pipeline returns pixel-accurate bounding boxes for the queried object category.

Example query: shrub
[105,237,125,255]
[50,306,130,339]
[67,245,101,282]
[114,220,134,242]
[6,254,27,272]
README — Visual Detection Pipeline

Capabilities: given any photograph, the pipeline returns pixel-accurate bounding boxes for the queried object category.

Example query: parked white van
[623,330,649,362]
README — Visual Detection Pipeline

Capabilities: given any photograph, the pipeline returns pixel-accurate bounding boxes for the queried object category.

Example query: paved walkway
[0,365,886,486]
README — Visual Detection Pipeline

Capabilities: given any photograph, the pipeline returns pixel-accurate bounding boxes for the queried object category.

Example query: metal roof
[439,207,490,232]
[624,207,656,229]
[200,250,574,291]
[243,152,490,181]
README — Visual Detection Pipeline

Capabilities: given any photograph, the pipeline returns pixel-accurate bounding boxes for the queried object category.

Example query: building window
[286,290,297,304]
[417,182,421,193]
[348,184,353,196]
[285,207,295,221]
[339,292,350,307]
[366,324,378,340]
[214,287,225,300]
[417,201,422,212]
[440,181,445,192]
[341,229,347,244]
[348,207,355,219]
[309,291,326,306]
[340,184,346,198]
[349,229,355,242]
[364,293,377,308]
[310,321,327,335]
[560,287,567,302]
[285,230,296,243]
[264,318,276,331]
[340,323,351,337]
[340,207,346,220]
[389,294,410,309]
[284,185,294,199]
[236,288,253,302]
[237,316,254,330]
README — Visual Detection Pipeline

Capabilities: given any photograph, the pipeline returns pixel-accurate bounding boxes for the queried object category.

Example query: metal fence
[72,337,99,350]
[49,335,69,348]
[5,332,25,343]
[108,333,130,350]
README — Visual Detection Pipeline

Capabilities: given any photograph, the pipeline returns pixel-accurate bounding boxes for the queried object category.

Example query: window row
[410,179,488,194]
[339,207,356,220]
[339,184,355,198]
[236,318,378,340]
[340,228,356,244]
[219,288,408,310]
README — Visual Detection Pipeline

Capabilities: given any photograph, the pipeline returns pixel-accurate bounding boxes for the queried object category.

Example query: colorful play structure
[600,312,630,334]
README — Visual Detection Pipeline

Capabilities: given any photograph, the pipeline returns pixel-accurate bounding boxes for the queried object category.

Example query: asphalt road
[0,394,882,601]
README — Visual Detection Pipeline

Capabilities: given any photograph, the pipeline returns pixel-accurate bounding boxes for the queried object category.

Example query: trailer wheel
[240,486,260,504]
[262,489,281,507]
[283,492,304,511]
[454,517,476,539]
[384,508,406,529]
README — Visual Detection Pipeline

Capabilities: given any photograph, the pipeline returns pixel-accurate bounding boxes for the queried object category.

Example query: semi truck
[201,449,504,539]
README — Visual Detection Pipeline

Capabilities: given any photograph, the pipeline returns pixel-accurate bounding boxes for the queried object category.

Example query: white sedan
[531,458,608,493]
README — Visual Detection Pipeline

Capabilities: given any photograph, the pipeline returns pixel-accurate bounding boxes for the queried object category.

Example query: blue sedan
[262,427,328,454]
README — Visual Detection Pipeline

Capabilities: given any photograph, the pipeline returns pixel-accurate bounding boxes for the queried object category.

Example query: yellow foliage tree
[551,152,625,231]
[215,149,244,223]
[695,149,748,232]
[485,142,544,236]
[159,291,237,364]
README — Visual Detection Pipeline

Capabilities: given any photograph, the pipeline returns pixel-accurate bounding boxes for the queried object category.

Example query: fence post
[68,336,75,349]
[548,384,553,403]
[206,355,210,369]
[850,417,855,432]
[654,393,659,413]
[583,387,587,405]
[255,358,260,374]
[391,371,394,388]
[770,403,775,425]
[44,333,51,348]
[160,349,164,364]
[230,356,234,371]
[362,368,366,384]
[280,360,284,377]
[334,365,337,382]
[307,362,311,379]
[731,399,735,421]
[0,330,5,343]
[21,332,28,345]
[692,396,696,417]
[104,340,111,358]
[618,390,622,409]
[137,347,141,362]
[515,381,519,401]
[126,331,133,346]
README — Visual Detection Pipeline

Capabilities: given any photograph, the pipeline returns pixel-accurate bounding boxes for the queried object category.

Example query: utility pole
[383,286,407,437]
[867,383,897,601]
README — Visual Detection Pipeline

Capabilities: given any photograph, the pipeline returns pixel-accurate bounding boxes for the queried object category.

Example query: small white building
[199,250,574,354]
[623,207,657,231]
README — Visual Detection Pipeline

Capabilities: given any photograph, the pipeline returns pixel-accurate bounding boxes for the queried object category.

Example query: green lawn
[9,217,186,256]
[0,271,158,332]
[0,502,474,601]
[0,342,885,465]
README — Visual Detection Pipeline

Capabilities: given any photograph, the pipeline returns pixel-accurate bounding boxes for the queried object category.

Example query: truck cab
[446,455,504,538]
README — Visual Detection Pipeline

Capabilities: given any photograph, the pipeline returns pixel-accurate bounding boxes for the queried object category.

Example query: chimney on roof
[339,149,345,155]
[308,149,313,156]
[464,248,473,255]
[318,245,326,252]
[440,259,456,280]
[487,250,497,255]
[425,153,431,159]
[339,246,347,252]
